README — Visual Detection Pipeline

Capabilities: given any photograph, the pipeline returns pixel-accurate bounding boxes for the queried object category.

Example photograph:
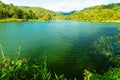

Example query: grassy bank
[0,18,27,22]
[1,54,120,80]
[1,18,120,23]
[0,18,52,22]
[0,56,68,80]
[0,44,68,80]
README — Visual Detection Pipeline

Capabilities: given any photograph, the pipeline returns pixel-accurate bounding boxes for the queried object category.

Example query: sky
[1,0,120,12]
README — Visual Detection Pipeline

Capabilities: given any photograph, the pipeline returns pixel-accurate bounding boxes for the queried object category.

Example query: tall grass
[0,45,68,80]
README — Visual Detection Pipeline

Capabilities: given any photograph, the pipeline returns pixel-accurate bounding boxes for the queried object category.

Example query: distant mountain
[59,11,76,15]
[68,3,120,22]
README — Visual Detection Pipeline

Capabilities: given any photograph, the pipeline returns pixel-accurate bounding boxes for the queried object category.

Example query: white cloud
[44,0,120,12]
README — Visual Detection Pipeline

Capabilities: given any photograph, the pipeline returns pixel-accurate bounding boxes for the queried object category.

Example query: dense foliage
[0,1,36,21]
[18,6,64,21]
[68,3,120,22]
[0,56,67,80]
[0,1,64,21]
[1,1,120,22]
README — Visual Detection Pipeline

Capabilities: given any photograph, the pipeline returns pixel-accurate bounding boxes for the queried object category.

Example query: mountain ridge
[1,1,120,22]
[68,3,120,22]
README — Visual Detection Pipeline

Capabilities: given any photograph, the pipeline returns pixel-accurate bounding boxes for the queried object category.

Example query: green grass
[0,56,68,80]
[0,44,68,80]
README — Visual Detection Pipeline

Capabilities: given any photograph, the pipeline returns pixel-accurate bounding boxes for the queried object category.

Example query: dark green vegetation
[0,1,35,21]
[18,7,64,21]
[1,1,120,22]
[68,3,120,22]
[0,57,68,80]
[0,46,67,80]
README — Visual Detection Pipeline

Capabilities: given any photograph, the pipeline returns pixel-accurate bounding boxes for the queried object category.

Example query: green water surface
[0,20,120,78]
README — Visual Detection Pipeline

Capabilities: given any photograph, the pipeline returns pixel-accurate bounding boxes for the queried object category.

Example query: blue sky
[1,0,120,12]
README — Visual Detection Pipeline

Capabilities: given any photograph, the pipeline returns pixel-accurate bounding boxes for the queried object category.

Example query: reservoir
[0,20,120,79]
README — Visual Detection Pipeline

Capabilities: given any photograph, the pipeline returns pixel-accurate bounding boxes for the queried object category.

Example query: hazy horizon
[1,0,120,12]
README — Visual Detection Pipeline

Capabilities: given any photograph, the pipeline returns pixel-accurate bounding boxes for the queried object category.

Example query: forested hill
[0,1,64,21]
[18,6,64,20]
[68,3,120,22]
[1,1,120,22]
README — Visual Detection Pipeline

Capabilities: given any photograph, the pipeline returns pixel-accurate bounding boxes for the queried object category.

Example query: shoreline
[0,19,27,22]
[0,18,48,22]
[0,18,120,23]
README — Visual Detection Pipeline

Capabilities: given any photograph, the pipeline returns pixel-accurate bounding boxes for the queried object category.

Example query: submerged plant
[109,55,120,67]
[0,44,5,58]
[84,33,120,80]
[93,36,114,56]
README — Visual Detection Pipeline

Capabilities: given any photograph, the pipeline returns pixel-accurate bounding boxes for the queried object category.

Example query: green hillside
[0,1,64,21]
[1,1,120,22]
[18,6,64,21]
[0,1,36,21]
[68,3,120,22]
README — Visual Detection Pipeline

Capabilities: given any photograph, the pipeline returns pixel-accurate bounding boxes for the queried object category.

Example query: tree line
[0,1,63,21]
[68,3,120,22]
[1,1,120,22]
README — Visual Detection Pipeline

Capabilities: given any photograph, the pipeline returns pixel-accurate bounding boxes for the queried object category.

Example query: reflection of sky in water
[0,21,120,78]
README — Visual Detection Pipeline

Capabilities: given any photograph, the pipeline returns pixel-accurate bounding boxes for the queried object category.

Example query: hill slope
[0,1,64,21]
[68,3,120,22]
[0,1,36,21]
[18,6,64,20]
[1,1,120,22]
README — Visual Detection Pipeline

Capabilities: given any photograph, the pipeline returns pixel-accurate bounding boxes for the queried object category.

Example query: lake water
[0,20,120,79]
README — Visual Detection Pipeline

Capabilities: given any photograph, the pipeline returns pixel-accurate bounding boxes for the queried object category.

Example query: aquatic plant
[54,73,67,80]
[84,34,120,80]
[84,69,101,80]
[0,44,67,80]
[1,34,120,80]
[93,36,113,56]
[84,63,120,80]
[109,55,120,67]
